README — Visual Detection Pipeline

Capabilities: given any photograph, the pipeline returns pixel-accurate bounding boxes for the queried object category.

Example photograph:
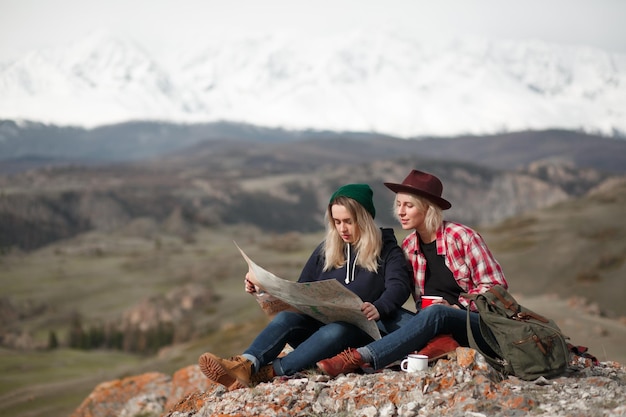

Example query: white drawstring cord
[345,244,350,284]
[344,245,359,284]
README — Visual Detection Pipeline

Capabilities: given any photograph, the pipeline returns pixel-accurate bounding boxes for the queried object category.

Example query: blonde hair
[323,196,382,272]
[393,193,443,236]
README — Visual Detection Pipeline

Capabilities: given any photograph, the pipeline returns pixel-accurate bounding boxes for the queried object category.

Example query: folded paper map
[235,242,381,340]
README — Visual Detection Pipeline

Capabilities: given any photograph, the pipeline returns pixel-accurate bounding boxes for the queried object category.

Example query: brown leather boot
[229,364,277,390]
[198,353,253,391]
[317,348,366,378]
[416,334,460,362]
[251,364,276,383]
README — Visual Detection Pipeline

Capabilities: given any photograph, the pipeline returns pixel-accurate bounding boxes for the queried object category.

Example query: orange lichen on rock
[167,390,214,415]
[71,372,170,417]
[501,395,536,411]
[164,365,218,411]
[72,366,219,417]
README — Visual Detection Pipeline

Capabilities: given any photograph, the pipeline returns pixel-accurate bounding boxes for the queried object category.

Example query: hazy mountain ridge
[0,119,395,168]
[1,120,625,176]
[1,30,625,136]
[1,131,622,252]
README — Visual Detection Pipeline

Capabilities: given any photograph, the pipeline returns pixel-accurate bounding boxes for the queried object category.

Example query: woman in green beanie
[199,184,414,390]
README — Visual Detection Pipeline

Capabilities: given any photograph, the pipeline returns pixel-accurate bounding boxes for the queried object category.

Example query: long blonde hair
[323,196,382,272]
[393,193,443,236]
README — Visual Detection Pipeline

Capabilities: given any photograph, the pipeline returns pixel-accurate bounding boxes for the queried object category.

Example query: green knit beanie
[329,184,376,219]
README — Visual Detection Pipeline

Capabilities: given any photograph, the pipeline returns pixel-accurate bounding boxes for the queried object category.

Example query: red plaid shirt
[402,221,508,311]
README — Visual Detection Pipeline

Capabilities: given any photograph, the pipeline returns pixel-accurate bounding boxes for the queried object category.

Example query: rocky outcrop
[71,348,626,417]
[70,366,216,417]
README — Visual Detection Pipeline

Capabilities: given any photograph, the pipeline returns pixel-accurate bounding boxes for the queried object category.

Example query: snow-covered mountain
[1,30,625,137]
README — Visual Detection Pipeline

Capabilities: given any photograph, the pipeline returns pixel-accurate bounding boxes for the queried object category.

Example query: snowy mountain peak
[1,30,624,137]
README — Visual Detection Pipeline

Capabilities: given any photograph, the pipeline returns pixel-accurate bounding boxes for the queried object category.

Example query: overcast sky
[1,0,625,62]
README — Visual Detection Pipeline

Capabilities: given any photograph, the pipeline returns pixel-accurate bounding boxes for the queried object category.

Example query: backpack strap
[515,311,550,323]
[488,287,550,323]
[487,287,517,311]
[466,307,506,374]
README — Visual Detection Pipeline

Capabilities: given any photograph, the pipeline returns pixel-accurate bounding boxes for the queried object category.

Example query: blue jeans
[362,304,494,370]
[376,307,416,335]
[244,311,374,376]
[244,308,415,376]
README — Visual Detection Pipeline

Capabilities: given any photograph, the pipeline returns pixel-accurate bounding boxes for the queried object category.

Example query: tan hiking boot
[229,364,277,390]
[198,353,252,391]
[251,364,276,383]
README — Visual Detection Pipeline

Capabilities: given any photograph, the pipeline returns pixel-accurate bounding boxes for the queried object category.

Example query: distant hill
[481,177,626,319]
[0,120,321,168]
[1,128,623,251]
[410,130,626,174]
[1,122,625,175]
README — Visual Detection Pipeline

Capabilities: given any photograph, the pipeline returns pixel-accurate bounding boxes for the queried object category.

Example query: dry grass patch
[575,271,602,283]
[580,227,621,241]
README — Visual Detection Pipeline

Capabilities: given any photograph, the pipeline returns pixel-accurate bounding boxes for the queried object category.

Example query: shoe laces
[224,356,252,372]
[228,356,248,364]
[251,365,275,383]
[338,349,361,366]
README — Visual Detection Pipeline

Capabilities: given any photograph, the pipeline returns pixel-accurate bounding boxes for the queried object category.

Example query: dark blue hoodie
[297,228,413,318]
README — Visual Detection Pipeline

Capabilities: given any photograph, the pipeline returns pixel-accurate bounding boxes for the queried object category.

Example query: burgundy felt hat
[384,170,452,210]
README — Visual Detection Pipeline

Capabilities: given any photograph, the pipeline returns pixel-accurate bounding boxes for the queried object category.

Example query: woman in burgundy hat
[317,170,509,376]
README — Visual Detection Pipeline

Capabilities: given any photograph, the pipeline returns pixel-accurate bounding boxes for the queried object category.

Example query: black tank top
[421,239,465,309]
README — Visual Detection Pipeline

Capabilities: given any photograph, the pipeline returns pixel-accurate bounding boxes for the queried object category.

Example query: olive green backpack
[464,285,570,380]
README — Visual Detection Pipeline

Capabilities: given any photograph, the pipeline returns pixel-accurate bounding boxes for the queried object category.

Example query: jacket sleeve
[372,242,414,317]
